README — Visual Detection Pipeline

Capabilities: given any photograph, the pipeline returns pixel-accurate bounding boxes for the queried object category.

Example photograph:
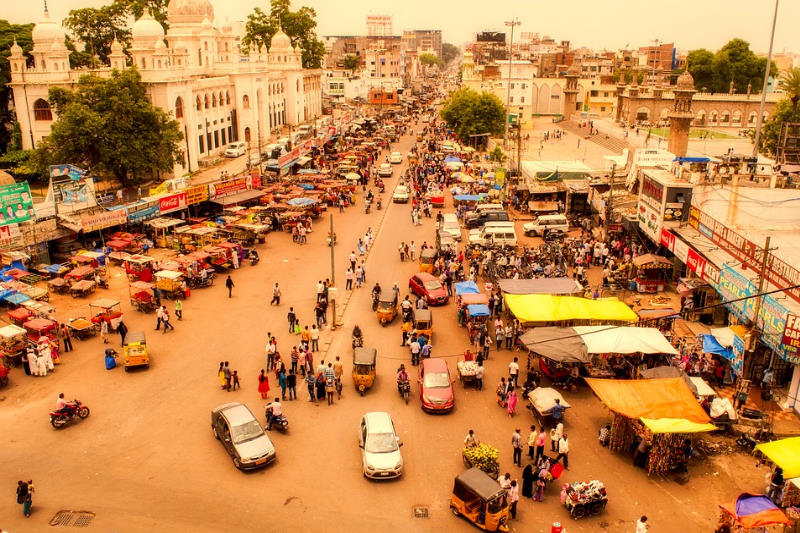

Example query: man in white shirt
[556,433,569,469]
[635,516,649,533]
[508,357,520,387]
[266,397,282,430]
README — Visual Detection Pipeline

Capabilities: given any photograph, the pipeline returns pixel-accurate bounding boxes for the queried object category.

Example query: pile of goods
[463,443,499,478]
[457,360,479,376]
[564,480,608,519]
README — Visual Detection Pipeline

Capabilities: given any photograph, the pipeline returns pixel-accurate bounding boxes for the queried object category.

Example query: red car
[409,273,449,305]
[418,358,455,413]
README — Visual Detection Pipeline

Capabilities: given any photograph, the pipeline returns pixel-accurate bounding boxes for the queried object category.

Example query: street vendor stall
[155,270,186,299]
[498,277,583,296]
[0,324,27,367]
[129,281,157,313]
[631,254,672,293]
[718,493,792,531]
[586,377,714,475]
[505,294,638,326]
[124,255,156,282]
[65,265,95,283]
[526,387,571,426]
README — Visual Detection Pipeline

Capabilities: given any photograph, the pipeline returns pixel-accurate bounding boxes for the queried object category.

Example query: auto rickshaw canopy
[124,331,147,346]
[454,468,505,501]
[413,308,432,325]
[353,346,377,366]
[419,248,437,262]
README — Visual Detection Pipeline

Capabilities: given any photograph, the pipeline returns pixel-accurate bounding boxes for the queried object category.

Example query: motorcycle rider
[397,364,409,394]
[249,249,260,263]
[352,324,363,347]
[400,296,413,320]
[371,283,382,302]
[266,397,283,430]
[55,393,75,418]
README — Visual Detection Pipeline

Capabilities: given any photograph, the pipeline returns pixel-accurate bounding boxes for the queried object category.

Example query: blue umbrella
[287,197,316,207]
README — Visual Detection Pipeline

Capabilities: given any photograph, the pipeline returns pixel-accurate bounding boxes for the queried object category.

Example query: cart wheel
[450,505,460,517]
[589,502,604,515]
[571,505,587,519]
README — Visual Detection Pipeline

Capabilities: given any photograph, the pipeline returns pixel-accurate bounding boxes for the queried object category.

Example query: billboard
[477,32,506,43]
[0,182,34,226]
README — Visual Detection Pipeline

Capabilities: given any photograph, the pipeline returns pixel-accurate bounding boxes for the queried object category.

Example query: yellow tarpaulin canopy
[641,418,716,434]
[585,377,711,424]
[756,437,800,479]
[505,294,638,323]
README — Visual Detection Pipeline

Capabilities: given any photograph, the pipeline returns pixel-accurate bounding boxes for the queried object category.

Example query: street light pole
[503,18,521,149]
[752,0,779,158]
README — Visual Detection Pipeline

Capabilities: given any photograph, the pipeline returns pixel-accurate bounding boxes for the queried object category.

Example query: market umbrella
[287,198,316,207]
[458,175,475,183]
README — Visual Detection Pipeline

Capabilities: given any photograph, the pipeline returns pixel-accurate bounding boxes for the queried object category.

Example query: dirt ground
[0,130,769,533]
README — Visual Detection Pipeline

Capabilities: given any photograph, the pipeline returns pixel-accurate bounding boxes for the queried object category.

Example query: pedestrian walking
[509,480,519,519]
[535,426,546,463]
[287,307,297,333]
[231,370,240,391]
[635,516,649,533]
[218,362,226,389]
[512,428,523,466]
[345,268,354,290]
[60,324,73,352]
[310,325,319,351]
[527,426,538,459]
[509,357,519,387]
[271,283,281,305]
[16,480,28,514]
[556,433,569,469]
[507,387,518,417]
[305,371,316,402]
[223,361,231,391]
[287,370,297,400]
[100,319,109,344]
[278,368,287,400]
[174,299,183,320]
[161,307,174,332]
[475,364,484,390]
[258,369,270,399]
[225,275,234,297]
[155,305,164,330]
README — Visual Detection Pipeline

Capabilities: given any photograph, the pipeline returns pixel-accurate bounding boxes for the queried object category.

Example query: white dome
[10,40,23,56]
[32,10,66,47]
[168,0,215,24]
[270,30,291,51]
[132,13,165,45]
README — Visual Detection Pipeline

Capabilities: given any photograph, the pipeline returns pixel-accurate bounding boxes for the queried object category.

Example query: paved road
[1,127,765,533]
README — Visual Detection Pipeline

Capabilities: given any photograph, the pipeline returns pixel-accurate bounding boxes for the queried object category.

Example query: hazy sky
[6,0,798,54]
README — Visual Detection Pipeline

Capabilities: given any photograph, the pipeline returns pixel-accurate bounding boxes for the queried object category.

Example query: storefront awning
[756,438,800,478]
[520,326,677,362]
[505,294,638,323]
[498,277,583,295]
[210,190,265,206]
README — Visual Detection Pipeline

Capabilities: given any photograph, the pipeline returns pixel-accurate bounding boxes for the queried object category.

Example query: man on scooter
[55,393,75,418]
[396,364,409,393]
[266,397,282,430]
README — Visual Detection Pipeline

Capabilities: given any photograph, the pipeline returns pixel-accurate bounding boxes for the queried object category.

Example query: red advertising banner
[158,192,187,214]
[686,248,706,277]
[209,177,249,199]
[781,314,800,354]
[660,229,675,252]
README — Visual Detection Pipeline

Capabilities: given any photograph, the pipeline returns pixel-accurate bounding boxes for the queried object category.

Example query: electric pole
[752,0,779,158]
[329,213,337,329]
[503,18,521,149]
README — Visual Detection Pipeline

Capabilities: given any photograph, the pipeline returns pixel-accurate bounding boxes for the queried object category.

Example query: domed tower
[167,0,214,25]
[130,12,165,70]
[563,62,580,120]
[269,30,294,68]
[668,71,696,157]
[8,40,26,79]
[31,6,66,71]
[109,38,126,70]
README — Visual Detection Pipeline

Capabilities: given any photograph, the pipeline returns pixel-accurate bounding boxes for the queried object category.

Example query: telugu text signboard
[0,182,34,226]
[80,208,128,233]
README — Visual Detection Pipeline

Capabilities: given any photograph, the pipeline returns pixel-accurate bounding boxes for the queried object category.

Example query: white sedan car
[393,185,410,203]
[378,163,393,177]
[359,412,403,479]
[389,152,403,164]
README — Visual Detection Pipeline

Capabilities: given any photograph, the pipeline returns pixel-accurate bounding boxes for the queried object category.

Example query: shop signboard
[49,164,86,181]
[637,201,661,242]
[731,334,745,376]
[673,237,689,264]
[158,192,188,215]
[781,314,800,358]
[660,229,675,252]
[756,294,791,362]
[185,184,208,205]
[0,182,34,226]
[716,265,755,323]
[209,176,251,199]
[277,147,301,168]
[127,201,159,223]
[686,248,706,278]
[81,208,128,232]
[0,223,23,250]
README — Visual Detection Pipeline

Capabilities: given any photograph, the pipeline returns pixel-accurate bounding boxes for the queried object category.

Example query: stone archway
[720,110,731,126]
[538,84,550,115]
[695,110,706,126]
[550,84,562,114]
[635,107,650,122]
[709,110,718,125]
[732,111,742,126]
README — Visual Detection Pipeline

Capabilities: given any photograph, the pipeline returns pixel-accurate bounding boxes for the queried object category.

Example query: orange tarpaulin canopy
[585,377,711,424]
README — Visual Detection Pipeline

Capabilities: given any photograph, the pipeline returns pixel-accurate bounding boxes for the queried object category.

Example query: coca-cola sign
[159,192,187,214]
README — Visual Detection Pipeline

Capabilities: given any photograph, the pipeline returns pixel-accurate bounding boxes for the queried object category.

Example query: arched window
[196,96,202,111]
[242,94,250,109]
[226,91,230,105]
[212,94,217,107]
[204,94,209,109]
[244,127,251,142]
[709,111,718,125]
[141,57,146,69]
[33,99,52,121]
[175,97,184,119]
[297,80,300,91]
[748,112,757,125]
[219,92,224,106]
[720,111,730,124]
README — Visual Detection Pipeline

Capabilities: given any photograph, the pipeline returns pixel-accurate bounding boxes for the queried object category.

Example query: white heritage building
[7,0,323,174]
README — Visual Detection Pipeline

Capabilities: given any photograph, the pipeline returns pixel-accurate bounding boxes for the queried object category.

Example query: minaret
[668,71,696,157]
[563,63,580,119]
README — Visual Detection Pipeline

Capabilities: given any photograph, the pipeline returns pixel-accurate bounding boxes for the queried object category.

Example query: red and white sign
[0,223,22,250]
[660,229,675,252]
[686,248,706,277]
[781,313,800,352]
[158,192,187,214]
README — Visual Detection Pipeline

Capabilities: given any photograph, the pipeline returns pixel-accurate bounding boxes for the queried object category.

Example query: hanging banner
[209,176,251,199]
[756,295,793,363]
[127,201,159,224]
[80,208,128,232]
[716,266,755,323]
[158,192,188,214]
[185,184,209,205]
[0,223,23,250]
[0,182,34,226]
[782,314,800,357]
[731,334,745,376]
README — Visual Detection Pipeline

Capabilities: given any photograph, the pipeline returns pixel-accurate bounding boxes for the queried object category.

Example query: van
[225,142,247,158]
[465,210,510,229]
[468,222,517,248]
[441,213,461,241]
[522,214,569,237]
[465,203,504,227]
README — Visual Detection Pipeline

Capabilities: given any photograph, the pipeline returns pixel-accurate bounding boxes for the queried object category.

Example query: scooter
[265,404,289,433]
[372,293,379,311]
[399,380,411,404]
[352,334,364,349]
[249,250,260,266]
[377,198,382,210]
[365,201,371,214]
[49,399,90,429]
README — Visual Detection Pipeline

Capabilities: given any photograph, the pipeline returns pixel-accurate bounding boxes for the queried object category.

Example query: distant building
[366,15,393,37]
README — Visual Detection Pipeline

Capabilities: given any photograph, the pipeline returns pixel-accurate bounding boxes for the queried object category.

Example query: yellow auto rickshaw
[413,308,433,340]
[123,331,149,371]
[352,346,377,396]
[450,468,510,532]
[376,294,398,325]
[419,248,437,274]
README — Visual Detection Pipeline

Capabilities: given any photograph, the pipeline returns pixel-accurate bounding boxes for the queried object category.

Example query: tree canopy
[0,20,34,154]
[759,98,800,157]
[779,67,800,113]
[342,54,360,72]
[441,43,459,65]
[242,0,325,69]
[440,88,506,144]
[419,53,441,68]
[686,39,774,94]
[33,68,183,186]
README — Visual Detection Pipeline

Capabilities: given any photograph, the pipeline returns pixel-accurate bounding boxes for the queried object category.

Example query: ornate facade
[8,0,322,174]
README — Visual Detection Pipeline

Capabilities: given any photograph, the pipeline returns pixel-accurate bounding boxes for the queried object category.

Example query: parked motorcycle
[248,250,260,266]
[265,404,289,433]
[365,201,371,215]
[372,293,379,311]
[398,380,411,404]
[49,399,90,429]
[377,198,383,210]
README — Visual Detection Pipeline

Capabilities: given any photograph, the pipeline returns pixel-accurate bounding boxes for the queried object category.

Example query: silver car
[359,411,404,479]
[211,403,276,470]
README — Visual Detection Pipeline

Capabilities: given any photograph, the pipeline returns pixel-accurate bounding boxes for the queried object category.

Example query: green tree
[779,67,800,114]
[33,68,183,186]
[440,87,505,144]
[686,49,714,91]
[342,54,360,72]
[64,4,131,68]
[488,146,506,163]
[0,21,34,155]
[419,53,441,68]
[441,43,459,65]
[759,98,800,156]
[242,0,325,69]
